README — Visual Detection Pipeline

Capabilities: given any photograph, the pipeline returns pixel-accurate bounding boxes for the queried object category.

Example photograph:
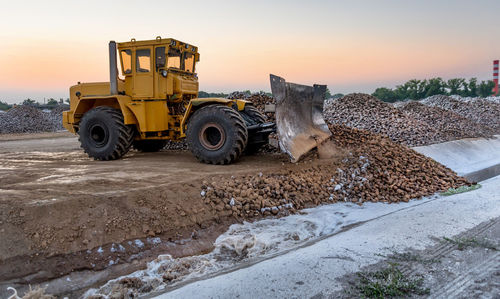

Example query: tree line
[1,79,496,111]
[0,98,69,111]
[372,78,496,103]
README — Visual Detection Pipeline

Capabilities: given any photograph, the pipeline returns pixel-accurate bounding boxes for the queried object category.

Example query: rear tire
[240,105,268,154]
[78,107,134,160]
[133,140,167,152]
[187,105,248,165]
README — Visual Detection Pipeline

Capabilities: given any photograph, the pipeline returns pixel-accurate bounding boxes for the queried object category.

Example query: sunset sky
[0,0,499,103]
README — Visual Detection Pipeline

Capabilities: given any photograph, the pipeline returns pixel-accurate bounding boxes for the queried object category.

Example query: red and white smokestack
[494,60,499,96]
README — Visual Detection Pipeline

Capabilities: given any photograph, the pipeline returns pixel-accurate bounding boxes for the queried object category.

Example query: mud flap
[270,74,332,162]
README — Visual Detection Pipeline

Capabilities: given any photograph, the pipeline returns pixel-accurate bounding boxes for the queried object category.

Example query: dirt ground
[0,132,295,295]
[0,130,472,297]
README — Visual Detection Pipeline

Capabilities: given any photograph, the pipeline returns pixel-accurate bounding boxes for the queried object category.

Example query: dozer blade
[270,74,332,162]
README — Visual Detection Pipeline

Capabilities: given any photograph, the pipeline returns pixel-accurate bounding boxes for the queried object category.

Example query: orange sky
[0,0,499,103]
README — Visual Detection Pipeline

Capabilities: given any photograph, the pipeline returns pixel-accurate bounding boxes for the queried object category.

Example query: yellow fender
[64,95,138,132]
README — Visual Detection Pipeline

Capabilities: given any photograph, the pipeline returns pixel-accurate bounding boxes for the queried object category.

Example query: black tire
[78,106,134,160]
[187,105,248,165]
[240,105,268,154]
[132,140,167,152]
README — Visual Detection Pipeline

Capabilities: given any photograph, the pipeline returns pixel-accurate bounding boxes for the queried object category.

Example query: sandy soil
[0,134,293,294]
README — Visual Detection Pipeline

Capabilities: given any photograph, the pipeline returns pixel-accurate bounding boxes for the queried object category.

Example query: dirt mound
[421,95,500,131]
[200,125,470,217]
[0,105,67,134]
[398,101,496,140]
[324,93,442,146]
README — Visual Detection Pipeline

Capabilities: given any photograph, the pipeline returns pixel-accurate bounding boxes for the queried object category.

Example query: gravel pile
[200,125,470,218]
[398,101,496,140]
[421,95,500,131]
[484,96,500,104]
[324,93,441,146]
[226,91,250,100]
[450,95,500,104]
[0,105,66,134]
[228,91,276,123]
[163,140,188,151]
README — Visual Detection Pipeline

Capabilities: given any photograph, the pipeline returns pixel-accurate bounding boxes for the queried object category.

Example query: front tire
[187,105,248,165]
[240,105,268,154]
[78,107,134,160]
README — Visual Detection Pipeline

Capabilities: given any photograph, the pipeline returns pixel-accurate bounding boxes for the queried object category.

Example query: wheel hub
[89,124,108,147]
[199,122,226,150]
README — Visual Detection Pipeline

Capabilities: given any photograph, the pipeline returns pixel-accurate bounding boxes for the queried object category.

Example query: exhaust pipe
[109,41,118,95]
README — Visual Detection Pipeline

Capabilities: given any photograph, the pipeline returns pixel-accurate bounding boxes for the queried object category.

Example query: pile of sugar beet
[200,123,471,218]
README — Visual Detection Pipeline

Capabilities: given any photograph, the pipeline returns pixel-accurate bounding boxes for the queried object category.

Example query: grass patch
[375,251,440,264]
[379,251,440,265]
[440,184,481,196]
[443,236,498,251]
[351,263,430,298]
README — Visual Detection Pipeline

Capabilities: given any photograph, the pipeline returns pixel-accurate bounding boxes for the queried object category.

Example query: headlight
[161,70,168,77]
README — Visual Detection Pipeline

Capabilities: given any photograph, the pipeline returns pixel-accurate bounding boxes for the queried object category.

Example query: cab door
[133,47,154,98]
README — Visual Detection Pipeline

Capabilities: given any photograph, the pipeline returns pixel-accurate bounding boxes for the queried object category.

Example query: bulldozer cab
[117,37,200,100]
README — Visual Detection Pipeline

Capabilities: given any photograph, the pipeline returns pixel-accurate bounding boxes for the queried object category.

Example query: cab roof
[116,37,198,53]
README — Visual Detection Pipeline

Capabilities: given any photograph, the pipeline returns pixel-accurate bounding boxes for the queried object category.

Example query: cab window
[121,49,132,74]
[156,47,166,70]
[167,48,181,69]
[136,49,151,73]
[184,52,195,72]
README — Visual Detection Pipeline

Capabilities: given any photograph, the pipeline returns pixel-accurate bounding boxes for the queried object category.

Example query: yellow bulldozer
[63,37,331,164]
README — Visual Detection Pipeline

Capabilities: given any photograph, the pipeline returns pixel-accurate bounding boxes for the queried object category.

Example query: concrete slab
[413,135,500,179]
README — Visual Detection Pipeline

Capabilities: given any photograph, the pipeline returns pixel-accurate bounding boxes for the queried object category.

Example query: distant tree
[325,87,332,99]
[372,87,397,102]
[446,78,465,95]
[372,77,491,102]
[406,79,424,99]
[478,80,495,97]
[332,93,344,99]
[465,78,478,97]
[65,98,70,104]
[423,77,446,98]
[22,98,37,106]
[394,84,410,100]
[0,100,12,111]
[47,98,58,106]
[197,91,209,98]
[197,91,228,98]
